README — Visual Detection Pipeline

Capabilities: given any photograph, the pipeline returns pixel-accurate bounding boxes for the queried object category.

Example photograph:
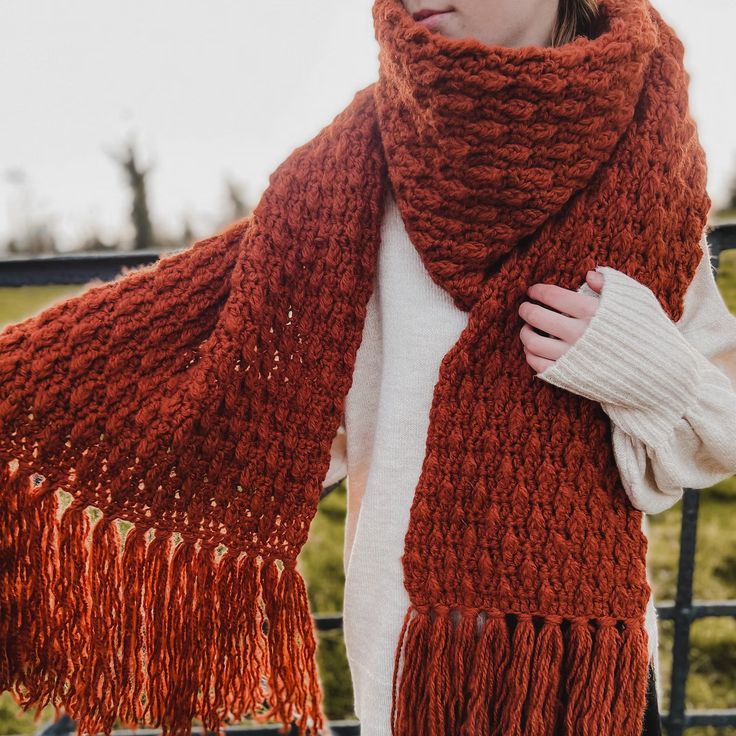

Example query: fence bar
[660,710,736,729]
[34,714,362,736]
[656,600,736,620]
[0,250,165,287]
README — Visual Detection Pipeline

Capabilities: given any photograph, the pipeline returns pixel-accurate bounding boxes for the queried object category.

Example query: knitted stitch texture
[0,0,709,734]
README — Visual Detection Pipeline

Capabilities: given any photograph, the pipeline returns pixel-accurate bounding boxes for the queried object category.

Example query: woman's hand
[519,270,605,373]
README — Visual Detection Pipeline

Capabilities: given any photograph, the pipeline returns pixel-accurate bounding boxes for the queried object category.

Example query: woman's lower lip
[417,10,454,29]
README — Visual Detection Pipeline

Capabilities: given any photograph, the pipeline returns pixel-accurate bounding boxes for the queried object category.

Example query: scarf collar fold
[374,0,660,311]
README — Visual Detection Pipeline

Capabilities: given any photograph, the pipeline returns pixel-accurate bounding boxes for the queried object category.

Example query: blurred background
[1,1,735,734]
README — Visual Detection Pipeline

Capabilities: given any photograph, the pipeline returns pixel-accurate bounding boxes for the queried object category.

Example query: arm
[534,237,736,513]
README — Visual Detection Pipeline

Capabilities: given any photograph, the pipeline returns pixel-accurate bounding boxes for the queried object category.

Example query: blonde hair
[551,0,599,46]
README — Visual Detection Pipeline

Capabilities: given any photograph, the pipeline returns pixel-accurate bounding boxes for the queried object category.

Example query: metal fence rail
[1,224,735,735]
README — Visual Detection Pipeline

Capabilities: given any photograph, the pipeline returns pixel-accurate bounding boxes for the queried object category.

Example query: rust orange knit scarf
[0,0,710,734]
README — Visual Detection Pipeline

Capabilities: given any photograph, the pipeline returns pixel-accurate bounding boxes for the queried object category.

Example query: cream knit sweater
[320,190,736,735]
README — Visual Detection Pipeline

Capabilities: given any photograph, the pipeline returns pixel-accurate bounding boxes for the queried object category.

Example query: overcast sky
[1,0,734,251]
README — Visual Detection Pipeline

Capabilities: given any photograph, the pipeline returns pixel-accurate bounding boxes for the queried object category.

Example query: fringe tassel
[612,620,650,735]
[211,549,268,722]
[524,617,564,736]
[491,613,536,736]
[563,618,594,732]
[0,463,328,736]
[391,604,651,736]
[261,561,325,735]
[50,497,92,714]
[447,609,480,730]
[581,620,621,734]
[460,613,509,736]
[118,526,148,725]
[1,464,28,690]
[0,461,15,690]
[426,607,452,736]
[78,518,125,736]
[3,468,64,699]
[390,606,432,736]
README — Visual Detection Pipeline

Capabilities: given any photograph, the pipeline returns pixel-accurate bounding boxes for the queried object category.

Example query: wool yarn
[0,0,709,734]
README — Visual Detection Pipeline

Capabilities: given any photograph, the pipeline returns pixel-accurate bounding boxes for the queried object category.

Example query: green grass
[0,285,83,326]
[649,476,736,736]
[1,250,735,734]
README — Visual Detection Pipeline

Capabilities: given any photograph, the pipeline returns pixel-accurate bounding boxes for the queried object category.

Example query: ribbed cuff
[535,265,701,444]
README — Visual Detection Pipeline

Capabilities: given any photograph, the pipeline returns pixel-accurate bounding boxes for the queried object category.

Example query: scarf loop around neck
[0,0,709,733]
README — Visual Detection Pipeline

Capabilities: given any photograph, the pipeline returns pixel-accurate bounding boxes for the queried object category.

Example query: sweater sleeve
[534,236,736,513]
[322,417,348,488]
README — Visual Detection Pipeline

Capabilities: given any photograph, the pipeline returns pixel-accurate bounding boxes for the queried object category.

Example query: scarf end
[390,603,650,736]
[1,461,327,736]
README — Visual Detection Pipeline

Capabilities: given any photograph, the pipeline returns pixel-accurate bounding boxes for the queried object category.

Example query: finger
[518,301,586,344]
[526,281,599,320]
[519,323,571,361]
[523,345,556,373]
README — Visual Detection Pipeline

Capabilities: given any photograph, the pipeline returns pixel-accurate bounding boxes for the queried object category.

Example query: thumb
[586,269,604,293]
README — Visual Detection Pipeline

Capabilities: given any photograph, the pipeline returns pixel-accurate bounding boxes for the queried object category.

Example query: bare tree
[110,138,156,251]
[224,176,253,221]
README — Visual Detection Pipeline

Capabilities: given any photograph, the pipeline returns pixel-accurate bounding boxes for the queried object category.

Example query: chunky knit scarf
[0,0,709,734]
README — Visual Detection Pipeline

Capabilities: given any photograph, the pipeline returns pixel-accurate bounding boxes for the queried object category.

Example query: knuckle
[528,333,544,352]
[535,284,552,302]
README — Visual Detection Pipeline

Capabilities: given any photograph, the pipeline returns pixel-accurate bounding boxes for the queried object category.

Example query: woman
[1,0,735,735]
[322,4,736,734]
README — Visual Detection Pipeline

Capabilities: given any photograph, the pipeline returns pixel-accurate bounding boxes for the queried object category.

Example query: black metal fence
[653,221,736,734]
[2,224,735,735]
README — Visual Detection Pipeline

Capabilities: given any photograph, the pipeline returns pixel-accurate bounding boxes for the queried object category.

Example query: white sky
[1,0,734,251]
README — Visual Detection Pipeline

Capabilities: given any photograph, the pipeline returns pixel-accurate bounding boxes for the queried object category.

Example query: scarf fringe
[0,462,326,736]
[391,604,650,736]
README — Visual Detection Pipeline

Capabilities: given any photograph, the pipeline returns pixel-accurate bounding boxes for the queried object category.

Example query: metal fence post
[662,489,700,736]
